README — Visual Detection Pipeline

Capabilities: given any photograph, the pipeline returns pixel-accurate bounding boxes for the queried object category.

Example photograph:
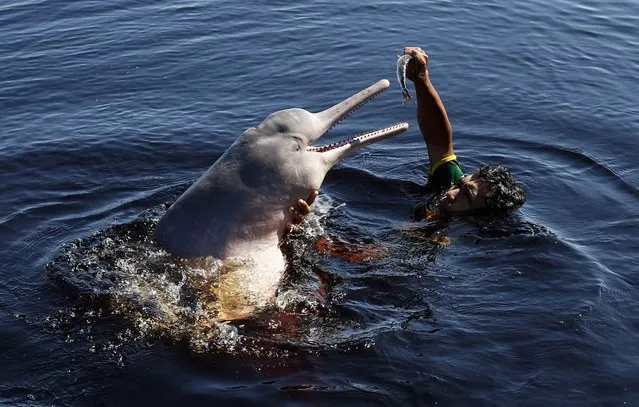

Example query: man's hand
[403,46,429,82]
[288,190,319,226]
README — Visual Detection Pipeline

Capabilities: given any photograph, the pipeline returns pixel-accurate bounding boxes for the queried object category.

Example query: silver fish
[396,54,413,106]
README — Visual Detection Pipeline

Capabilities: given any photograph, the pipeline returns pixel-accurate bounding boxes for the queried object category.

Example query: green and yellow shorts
[426,154,464,192]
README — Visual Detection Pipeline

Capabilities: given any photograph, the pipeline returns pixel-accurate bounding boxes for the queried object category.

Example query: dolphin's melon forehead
[258,108,317,134]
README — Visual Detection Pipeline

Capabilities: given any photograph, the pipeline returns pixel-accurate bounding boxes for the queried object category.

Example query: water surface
[1,0,638,405]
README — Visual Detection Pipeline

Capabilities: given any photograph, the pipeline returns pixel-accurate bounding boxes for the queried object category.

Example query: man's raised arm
[404,46,454,166]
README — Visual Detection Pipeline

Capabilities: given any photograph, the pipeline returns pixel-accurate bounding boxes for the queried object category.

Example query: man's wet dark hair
[473,165,526,211]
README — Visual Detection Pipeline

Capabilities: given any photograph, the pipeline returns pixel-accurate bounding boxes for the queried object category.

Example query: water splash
[46,203,344,357]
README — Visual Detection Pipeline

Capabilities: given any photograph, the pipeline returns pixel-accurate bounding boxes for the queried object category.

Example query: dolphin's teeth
[307,123,405,153]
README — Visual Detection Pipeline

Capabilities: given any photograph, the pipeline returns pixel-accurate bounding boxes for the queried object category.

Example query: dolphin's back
[155,140,286,259]
[156,179,242,258]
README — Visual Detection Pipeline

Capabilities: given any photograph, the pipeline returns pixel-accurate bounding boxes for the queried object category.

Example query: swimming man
[289,46,526,223]
[404,46,526,215]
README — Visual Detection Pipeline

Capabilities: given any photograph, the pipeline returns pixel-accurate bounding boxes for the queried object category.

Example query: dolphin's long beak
[308,79,409,168]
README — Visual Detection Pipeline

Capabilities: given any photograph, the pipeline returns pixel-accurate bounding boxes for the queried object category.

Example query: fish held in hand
[396,54,413,106]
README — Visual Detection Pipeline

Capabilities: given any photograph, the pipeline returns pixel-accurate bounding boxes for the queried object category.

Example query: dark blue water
[2,0,638,405]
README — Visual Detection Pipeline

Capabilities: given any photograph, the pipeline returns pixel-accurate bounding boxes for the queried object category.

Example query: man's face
[438,175,489,213]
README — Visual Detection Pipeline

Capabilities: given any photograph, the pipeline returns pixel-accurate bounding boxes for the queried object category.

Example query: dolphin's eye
[278,124,289,133]
[291,135,303,151]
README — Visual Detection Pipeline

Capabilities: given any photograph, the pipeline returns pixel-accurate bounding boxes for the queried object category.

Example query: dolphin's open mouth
[305,79,409,161]
[306,123,409,153]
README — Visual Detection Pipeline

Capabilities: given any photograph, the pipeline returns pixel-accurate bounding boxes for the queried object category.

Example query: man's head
[438,165,526,213]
